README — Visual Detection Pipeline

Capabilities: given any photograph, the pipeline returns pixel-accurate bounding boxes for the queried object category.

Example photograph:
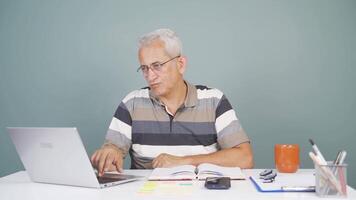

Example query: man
[91,28,253,176]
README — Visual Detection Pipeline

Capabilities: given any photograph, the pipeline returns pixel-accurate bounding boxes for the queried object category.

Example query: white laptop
[7,127,143,188]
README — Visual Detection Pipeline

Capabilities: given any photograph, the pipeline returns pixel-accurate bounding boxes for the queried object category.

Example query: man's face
[138,40,185,98]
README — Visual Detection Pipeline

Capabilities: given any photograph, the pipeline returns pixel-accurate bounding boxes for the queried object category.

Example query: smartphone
[204,177,231,189]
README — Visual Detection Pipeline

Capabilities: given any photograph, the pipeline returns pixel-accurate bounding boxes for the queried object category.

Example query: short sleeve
[104,102,132,156]
[215,95,250,149]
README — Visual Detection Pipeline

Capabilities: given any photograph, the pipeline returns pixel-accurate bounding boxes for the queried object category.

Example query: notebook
[7,127,143,188]
[148,163,245,181]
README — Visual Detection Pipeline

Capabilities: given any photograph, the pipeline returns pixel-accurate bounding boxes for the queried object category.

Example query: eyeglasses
[136,55,180,74]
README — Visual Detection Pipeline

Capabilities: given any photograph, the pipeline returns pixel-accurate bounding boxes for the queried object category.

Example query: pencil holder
[315,162,347,198]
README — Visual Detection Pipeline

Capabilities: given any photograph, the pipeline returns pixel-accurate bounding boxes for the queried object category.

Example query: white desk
[1,169,355,200]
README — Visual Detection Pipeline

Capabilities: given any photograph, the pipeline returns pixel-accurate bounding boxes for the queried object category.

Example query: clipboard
[249,171,315,192]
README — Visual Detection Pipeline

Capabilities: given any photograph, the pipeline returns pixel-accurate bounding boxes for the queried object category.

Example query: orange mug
[274,144,299,173]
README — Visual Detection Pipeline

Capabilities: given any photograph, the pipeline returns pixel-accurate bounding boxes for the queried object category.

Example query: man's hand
[152,153,189,168]
[91,145,124,176]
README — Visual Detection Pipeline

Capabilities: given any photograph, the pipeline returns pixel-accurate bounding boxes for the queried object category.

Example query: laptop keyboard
[97,176,122,184]
[96,174,138,184]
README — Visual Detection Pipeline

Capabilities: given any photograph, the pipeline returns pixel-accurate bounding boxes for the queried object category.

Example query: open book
[148,163,246,181]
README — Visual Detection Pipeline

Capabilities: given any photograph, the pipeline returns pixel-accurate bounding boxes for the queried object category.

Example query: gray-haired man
[91,28,253,176]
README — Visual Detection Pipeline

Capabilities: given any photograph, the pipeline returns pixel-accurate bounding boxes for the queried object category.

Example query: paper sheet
[251,170,315,192]
[137,181,195,196]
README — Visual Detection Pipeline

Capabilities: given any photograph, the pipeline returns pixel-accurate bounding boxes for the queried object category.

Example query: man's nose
[145,67,157,81]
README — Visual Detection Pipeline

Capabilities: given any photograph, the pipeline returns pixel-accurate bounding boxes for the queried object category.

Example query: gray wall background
[1,0,355,187]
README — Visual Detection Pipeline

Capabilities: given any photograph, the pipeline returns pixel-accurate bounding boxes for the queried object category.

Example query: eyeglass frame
[136,55,181,74]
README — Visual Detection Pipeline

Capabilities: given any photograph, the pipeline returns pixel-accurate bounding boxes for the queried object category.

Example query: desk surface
[1,169,355,200]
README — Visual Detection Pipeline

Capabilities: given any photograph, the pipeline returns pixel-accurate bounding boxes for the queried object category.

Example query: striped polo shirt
[105,81,250,169]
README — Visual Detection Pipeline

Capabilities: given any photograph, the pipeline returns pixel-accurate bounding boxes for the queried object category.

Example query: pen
[337,151,347,195]
[309,139,327,165]
[337,151,347,165]
[325,150,347,195]
[281,186,315,192]
[333,151,342,164]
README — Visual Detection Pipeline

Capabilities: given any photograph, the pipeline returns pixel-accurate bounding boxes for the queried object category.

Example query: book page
[197,163,245,180]
[148,165,197,180]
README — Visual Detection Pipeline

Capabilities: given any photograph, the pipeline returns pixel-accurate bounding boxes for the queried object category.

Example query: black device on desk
[205,177,231,189]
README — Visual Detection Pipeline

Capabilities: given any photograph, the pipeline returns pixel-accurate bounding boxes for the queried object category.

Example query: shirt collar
[148,80,197,108]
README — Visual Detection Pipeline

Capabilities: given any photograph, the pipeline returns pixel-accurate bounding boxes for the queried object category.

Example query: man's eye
[152,63,161,69]
[141,66,149,71]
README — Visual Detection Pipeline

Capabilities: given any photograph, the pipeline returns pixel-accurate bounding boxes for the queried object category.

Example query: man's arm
[152,142,254,169]
[91,97,133,175]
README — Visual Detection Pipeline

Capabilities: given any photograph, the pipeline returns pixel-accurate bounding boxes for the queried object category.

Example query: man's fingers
[93,150,103,167]
[155,161,163,168]
[98,153,109,176]
[152,156,164,168]
[104,153,123,172]
[114,158,123,173]
[91,146,125,175]
[112,151,123,173]
[152,157,158,168]
[92,150,102,167]
[152,161,158,168]
[152,153,180,168]
[90,150,97,164]
[104,153,115,172]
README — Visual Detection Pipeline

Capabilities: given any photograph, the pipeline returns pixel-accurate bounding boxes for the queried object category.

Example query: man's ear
[177,56,187,75]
